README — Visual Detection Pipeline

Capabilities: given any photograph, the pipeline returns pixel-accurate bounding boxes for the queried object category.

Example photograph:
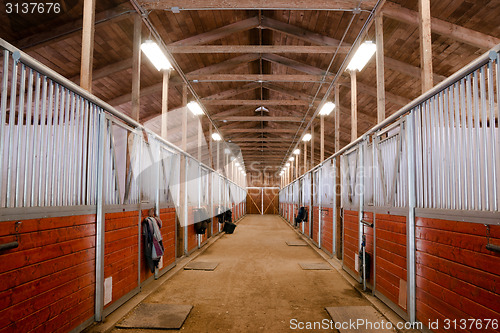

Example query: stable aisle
[112,215,375,332]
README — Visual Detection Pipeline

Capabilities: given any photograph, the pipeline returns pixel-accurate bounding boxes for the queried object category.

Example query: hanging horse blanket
[142,216,165,273]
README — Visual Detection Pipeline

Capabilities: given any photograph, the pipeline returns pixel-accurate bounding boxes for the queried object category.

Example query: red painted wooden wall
[343,210,359,276]
[415,217,500,333]
[321,207,334,255]
[0,215,96,333]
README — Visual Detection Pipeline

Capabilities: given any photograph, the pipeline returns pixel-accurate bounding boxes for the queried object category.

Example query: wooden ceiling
[1,0,499,174]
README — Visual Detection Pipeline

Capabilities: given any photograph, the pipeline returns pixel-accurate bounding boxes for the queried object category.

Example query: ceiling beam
[223,128,299,134]
[190,74,326,82]
[339,78,411,106]
[213,116,304,122]
[201,83,260,100]
[108,81,163,106]
[169,16,259,46]
[260,16,350,50]
[70,58,133,83]
[139,0,376,10]
[230,138,292,142]
[204,99,310,106]
[187,54,260,76]
[263,83,316,102]
[168,45,339,54]
[384,56,446,83]
[382,1,500,50]
[16,3,134,50]
[262,53,332,76]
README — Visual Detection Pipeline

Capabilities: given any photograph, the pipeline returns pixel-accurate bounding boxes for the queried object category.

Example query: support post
[406,112,417,323]
[303,142,307,174]
[320,115,325,161]
[419,0,433,93]
[335,84,340,152]
[161,70,170,139]
[131,15,141,122]
[80,0,96,92]
[311,124,315,167]
[350,70,357,142]
[375,13,386,123]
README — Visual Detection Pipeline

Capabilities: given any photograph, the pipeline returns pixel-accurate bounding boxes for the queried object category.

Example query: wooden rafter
[201,83,260,100]
[189,74,326,82]
[187,54,260,76]
[167,45,339,53]
[204,99,310,106]
[262,53,332,76]
[382,1,500,50]
[260,16,350,49]
[139,0,376,10]
[213,116,304,122]
[16,2,134,50]
[169,16,259,46]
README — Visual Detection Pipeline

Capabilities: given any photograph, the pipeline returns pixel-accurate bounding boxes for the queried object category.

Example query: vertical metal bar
[461,78,471,210]
[437,93,446,209]
[318,168,322,249]
[415,105,424,208]
[332,158,337,254]
[6,54,19,207]
[495,52,500,211]
[14,64,26,207]
[37,76,48,206]
[0,50,10,207]
[465,76,475,209]
[487,55,497,211]
[68,93,77,205]
[358,142,364,254]
[480,66,490,211]
[424,100,432,208]
[30,73,41,206]
[58,89,69,205]
[81,101,89,205]
[443,88,452,209]
[73,96,83,205]
[184,157,188,255]
[44,81,54,206]
[406,111,416,323]
[453,83,463,210]
[472,71,482,210]
[51,85,62,206]
[23,69,34,207]
[95,111,106,322]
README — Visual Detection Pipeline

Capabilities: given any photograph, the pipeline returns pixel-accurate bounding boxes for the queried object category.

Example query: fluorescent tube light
[187,101,204,116]
[319,101,335,116]
[140,40,172,71]
[347,41,376,72]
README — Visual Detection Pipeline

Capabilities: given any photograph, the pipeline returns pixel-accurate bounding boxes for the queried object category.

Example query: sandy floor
[111,214,373,332]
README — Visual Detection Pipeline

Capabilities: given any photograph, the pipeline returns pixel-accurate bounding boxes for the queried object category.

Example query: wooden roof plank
[169,16,259,46]
[167,45,339,53]
[382,1,500,50]
[139,0,376,10]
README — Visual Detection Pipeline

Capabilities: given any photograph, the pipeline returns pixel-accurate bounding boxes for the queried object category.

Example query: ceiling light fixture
[319,101,335,116]
[285,163,290,167]
[211,133,222,141]
[255,106,269,113]
[302,133,312,142]
[140,40,172,71]
[289,157,294,161]
[293,149,300,155]
[347,41,376,72]
[187,101,204,116]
